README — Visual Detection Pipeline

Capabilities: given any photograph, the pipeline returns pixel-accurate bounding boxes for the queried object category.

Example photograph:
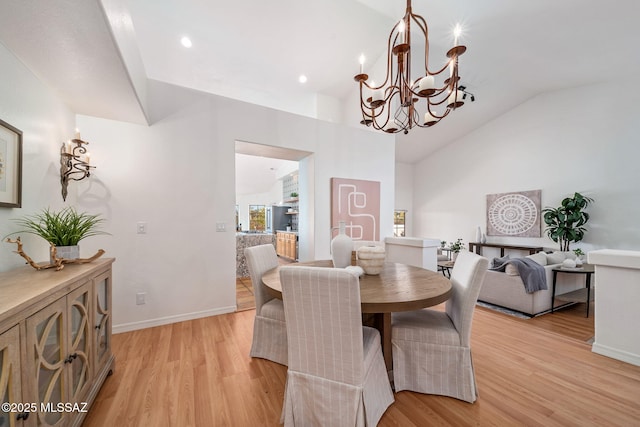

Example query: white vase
[331,221,353,268]
[481,233,487,244]
[475,226,482,243]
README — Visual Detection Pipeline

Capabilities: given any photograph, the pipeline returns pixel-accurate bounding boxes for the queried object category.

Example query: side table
[437,260,455,278]
[551,263,595,317]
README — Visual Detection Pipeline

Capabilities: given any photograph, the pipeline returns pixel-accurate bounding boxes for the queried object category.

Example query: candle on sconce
[453,24,462,46]
[74,128,81,140]
[65,140,72,154]
[359,54,365,74]
[398,20,405,44]
[85,152,91,165]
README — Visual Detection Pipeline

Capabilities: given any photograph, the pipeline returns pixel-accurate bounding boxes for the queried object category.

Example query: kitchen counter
[236,233,276,277]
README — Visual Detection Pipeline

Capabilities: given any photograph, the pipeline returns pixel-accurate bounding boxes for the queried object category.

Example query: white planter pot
[52,245,79,262]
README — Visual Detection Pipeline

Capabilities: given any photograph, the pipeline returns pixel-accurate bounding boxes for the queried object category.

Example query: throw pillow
[525,252,547,266]
[505,263,519,276]
[491,255,510,269]
[546,251,566,265]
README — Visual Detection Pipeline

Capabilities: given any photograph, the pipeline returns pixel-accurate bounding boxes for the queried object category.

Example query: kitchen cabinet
[276,232,297,260]
[0,258,114,427]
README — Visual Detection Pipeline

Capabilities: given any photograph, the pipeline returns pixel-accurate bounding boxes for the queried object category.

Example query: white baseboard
[592,342,640,367]
[113,306,237,334]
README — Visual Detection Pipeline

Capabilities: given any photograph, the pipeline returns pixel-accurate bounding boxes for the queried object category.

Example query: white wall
[412,81,640,254]
[394,162,414,237]
[77,79,395,332]
[0,43,77,272]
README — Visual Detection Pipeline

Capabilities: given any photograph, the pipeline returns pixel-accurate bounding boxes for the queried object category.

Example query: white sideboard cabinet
[0,258,114,427]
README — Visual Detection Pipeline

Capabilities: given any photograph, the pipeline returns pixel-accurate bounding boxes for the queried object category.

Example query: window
[394,210,406,237]
[249,205,266,231]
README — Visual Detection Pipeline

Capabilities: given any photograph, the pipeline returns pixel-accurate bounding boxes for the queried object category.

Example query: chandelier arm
[429,60,454,77]
[425,102,446,120]
[410,12,429,72]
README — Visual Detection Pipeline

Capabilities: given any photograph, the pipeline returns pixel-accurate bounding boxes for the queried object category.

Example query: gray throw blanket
[490,257,547,293]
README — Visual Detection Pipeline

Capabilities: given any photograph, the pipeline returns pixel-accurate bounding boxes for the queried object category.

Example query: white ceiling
[1,0,639,164]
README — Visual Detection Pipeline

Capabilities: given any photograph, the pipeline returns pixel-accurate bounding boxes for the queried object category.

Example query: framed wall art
[330,177,380,241]
[486,189,541,237]
[0,119,22,208]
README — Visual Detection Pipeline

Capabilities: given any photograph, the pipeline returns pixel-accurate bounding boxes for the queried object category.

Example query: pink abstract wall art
[330,177,380,241]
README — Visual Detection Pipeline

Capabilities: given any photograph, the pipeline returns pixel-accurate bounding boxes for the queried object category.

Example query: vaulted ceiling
[0,0,638,164]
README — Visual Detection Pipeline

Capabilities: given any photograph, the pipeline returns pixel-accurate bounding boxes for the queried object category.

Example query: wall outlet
[136,292,146,305]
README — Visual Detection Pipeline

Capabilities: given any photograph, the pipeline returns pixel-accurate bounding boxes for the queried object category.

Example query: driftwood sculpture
[6,237,105,271]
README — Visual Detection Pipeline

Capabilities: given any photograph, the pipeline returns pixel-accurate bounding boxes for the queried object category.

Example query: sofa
[478,251,585,316]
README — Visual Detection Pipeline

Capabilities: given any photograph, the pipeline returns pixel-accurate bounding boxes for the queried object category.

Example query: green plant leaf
[8,207,109,246]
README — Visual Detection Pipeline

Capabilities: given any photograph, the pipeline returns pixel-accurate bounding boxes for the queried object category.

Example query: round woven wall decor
[488,193,538,235]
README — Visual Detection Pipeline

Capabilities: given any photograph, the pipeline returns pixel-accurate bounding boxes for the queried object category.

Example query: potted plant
[542,192,593,251]
[448,238,465,261]
[10,206,108,261]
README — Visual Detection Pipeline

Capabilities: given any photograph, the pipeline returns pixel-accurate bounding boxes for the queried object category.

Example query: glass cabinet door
[67,284,93,403]
[0,325,22,427]
[94,271,112,374]
[27,298,66,427]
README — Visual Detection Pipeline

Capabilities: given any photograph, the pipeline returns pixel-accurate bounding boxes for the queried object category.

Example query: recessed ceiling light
[181,36,192,48]
[298,75,307,84]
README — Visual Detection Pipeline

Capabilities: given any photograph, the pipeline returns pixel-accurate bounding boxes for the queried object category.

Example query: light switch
[137,222,147,234]
[216,222,226,232]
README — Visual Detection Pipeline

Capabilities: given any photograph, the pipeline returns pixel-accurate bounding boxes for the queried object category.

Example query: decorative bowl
[357,245,386,275]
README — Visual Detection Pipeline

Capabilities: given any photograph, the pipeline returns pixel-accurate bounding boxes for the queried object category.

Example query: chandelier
[354,0,467,134]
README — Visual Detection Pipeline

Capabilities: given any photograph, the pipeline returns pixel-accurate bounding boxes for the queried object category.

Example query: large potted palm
[542,192,593,251]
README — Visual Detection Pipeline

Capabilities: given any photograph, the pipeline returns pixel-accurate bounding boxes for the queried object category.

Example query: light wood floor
[83,300,640,426]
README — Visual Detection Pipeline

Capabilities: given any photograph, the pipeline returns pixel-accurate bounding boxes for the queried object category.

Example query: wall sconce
[60,130,95,201]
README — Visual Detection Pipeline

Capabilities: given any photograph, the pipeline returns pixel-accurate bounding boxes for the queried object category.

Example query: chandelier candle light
[354,0,467,133]
[60,129,95,201]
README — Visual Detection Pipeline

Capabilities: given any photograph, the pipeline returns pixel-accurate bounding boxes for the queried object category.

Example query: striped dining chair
[280,266,394,426]
[391,250,489,402]
[245,244,288,365]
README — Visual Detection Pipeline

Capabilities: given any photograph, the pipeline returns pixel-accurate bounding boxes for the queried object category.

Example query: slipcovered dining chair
[280,266,394,426]
[244,244,287,365]
[391,251,489,403]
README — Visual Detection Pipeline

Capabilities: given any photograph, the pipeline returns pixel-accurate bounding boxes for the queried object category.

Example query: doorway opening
[234,140,312,311]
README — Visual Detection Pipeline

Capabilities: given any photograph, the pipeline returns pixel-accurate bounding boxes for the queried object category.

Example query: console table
[468,242,544,257]
[0,258,114,427]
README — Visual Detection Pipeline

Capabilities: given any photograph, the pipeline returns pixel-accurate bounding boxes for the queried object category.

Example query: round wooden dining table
[261,260,452,371]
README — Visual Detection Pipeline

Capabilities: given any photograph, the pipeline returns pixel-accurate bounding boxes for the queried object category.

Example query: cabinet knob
[64,353,78,364]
